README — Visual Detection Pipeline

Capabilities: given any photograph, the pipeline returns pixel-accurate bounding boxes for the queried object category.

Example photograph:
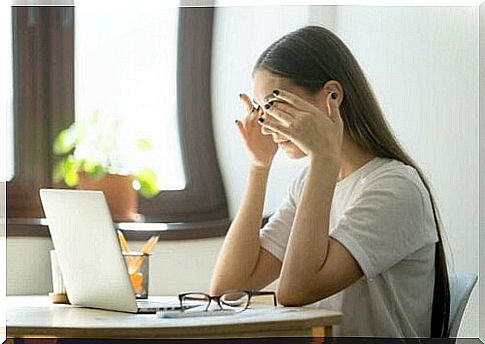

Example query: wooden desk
[7,295,342,340]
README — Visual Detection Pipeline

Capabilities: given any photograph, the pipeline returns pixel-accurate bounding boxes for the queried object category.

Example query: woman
[209,26,449,337]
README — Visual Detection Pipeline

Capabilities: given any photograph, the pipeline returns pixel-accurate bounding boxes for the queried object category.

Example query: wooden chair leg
[311,325,333,337]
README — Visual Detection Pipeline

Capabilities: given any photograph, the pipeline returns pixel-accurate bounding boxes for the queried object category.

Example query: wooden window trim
[7,217,270,241]
[7,6,75,219]
[7,6,231,239]
[138,7,228,223]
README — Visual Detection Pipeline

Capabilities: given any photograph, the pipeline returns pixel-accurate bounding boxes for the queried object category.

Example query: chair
[448,271,478,337]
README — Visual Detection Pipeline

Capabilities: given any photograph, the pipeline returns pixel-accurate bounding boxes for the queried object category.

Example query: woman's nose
[260,124,288,141]
[260,126,273,136]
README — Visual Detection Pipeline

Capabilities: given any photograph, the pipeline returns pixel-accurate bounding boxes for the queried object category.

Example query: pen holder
[122,252,150,299]
[49,249,70,304]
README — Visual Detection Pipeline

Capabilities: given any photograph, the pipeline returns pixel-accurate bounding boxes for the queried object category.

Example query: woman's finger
[260,125,273,136]
[239,93,255,113]
[235,119,245,133]
[240,93,262,128]
[269,89,317,112]
[263,102,295,125]
[267,101,296,117]
[235,119,248,140]
[236,120,248,144]
[258,114,291,138]
[239,93,253,113]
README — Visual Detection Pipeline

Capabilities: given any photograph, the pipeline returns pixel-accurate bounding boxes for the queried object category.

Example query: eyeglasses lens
[181,293,210,312]
[220,291,250,312]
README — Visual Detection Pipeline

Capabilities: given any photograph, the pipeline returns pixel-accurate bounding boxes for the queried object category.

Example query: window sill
[5,217,232,240]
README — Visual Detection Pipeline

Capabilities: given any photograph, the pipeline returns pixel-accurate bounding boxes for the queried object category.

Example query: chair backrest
[448,271,478,337]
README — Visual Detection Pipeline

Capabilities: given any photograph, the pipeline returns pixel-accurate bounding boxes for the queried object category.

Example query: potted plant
[52,110,160,221]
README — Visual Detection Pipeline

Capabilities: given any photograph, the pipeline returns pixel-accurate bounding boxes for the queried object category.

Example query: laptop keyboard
[137,299,180,309]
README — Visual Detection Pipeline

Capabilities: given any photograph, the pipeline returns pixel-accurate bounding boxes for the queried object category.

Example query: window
[3,6,14,182]
[7,6,229,239]
[75,5,185,190]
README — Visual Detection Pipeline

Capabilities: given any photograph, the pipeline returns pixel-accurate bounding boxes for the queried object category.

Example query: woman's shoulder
[356,158,438,246]
[364,157,431,200]
[290,157,432,202]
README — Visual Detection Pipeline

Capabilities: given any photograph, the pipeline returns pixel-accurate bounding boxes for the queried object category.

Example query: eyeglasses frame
[178,290,277,313]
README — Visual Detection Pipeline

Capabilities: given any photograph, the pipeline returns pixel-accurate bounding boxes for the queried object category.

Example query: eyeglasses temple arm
[247,290,277,306]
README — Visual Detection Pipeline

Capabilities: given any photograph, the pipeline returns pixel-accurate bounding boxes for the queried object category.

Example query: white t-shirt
[260,157,439,337]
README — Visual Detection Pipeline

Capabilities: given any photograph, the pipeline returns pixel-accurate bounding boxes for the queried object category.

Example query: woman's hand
[236,93,278,169]
[259,89,343,164]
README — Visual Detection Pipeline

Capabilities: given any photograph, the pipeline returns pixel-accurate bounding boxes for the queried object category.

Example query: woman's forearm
[209,164,271,295]
[278,159,339,301]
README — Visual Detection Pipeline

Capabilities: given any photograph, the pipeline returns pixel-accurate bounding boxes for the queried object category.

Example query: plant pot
[77,173,138,222]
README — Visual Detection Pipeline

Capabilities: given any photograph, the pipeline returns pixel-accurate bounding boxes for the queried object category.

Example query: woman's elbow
[209,278,243,296]
[276,294,300,307]
[277,278,328,306]
[276,285,309,307]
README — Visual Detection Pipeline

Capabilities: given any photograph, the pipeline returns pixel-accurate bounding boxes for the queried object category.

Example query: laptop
[39,188,197,313]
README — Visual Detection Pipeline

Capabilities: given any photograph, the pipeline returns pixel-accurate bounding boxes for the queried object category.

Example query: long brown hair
[254,25,450,337]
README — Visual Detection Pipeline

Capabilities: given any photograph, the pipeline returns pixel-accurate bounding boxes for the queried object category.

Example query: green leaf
[134,169,160,198]
[53,127,77,155]
[89,165,105,179]
[64,159,79,187]
[81,160,96,173]
[81,160,105,180]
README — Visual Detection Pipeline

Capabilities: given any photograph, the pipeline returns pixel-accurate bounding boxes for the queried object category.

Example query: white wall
[6,236,224,296]
[6,237,53,294]
[308,5,336,28]
[479,2,484,342]
[325,5,479,337]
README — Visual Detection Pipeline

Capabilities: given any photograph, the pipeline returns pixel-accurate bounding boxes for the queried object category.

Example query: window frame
[138,7,228,224]
[7,6,75,219]
[7,6,231,240]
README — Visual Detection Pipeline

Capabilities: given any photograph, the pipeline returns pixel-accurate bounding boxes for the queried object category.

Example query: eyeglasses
[178,290,277,314]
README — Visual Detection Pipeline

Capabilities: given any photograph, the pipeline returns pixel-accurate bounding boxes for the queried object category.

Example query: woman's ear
[321,80,343,105]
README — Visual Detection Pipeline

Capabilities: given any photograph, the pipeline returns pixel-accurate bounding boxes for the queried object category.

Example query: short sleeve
[330,171,438,279]
[259,167,307,262]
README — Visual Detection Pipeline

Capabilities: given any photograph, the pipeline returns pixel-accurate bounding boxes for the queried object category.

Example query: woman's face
[252,69,319,159]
